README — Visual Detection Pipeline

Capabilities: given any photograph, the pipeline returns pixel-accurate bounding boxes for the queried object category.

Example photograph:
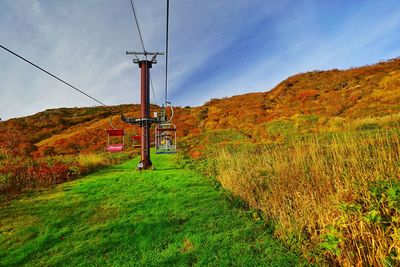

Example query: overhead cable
[0,44,108,107]
[129,0,146,53]
[165,0,170,105]
[128,0,161,106]
[149,76,158,106]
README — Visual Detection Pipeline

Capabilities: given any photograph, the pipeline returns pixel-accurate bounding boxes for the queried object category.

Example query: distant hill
[0,104,199,156]
[195,58,400,134]
[1,57,399,156]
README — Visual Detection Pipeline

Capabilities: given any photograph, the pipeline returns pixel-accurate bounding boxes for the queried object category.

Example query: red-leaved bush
[0,152,130,199]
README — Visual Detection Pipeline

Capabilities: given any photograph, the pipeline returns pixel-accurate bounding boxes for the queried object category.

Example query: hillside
[0,105,199,156]
[1,57,400,156]
[194,57,400,135]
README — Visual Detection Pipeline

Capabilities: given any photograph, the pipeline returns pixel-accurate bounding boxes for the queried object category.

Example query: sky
[1,0,400,120]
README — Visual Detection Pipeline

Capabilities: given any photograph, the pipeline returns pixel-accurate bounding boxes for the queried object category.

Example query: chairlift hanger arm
[127,51,164,64]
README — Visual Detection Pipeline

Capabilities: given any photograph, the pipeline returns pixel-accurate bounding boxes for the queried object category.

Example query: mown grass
[0,153,302,266]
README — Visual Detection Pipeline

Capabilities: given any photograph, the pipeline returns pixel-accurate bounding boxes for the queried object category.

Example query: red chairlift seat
[106,129,125,152]
[107,144,124,152]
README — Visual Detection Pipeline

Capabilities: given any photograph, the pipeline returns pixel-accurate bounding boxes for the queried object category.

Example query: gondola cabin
[155,123,177,154]
[106,129,125,152]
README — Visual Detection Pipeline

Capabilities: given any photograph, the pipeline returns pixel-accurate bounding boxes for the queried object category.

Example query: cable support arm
[126,51,165,56]
[121,114,162,127]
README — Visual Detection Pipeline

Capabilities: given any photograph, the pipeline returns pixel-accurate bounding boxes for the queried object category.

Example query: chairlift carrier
[106,129,125,152]
[155,123,176,154]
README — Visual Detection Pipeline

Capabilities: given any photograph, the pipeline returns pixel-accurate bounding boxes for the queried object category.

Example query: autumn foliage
[1,58,400,158]
[0,149,130,198]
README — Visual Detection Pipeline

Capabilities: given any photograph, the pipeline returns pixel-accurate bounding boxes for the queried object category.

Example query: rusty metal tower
[122,0,171,170]
[122,51,164,169]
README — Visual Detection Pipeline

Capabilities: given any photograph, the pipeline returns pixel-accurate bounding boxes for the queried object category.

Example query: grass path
[0,154,302,266]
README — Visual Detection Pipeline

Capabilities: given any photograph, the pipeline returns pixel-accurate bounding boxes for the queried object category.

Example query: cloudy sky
[1,0,400,120]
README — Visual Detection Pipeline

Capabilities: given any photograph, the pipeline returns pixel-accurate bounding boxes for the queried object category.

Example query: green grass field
[0,154,302,266]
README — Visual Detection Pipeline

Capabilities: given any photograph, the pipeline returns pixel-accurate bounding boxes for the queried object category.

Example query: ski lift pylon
[155,123,177,154]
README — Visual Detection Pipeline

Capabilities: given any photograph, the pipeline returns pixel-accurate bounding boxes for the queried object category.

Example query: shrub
[0,152,130,199]
[197,107,209,121]
[356,123,381,131]
[0,173,10,192]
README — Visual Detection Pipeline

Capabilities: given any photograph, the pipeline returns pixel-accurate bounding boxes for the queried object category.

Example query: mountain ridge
[1,57,399,156]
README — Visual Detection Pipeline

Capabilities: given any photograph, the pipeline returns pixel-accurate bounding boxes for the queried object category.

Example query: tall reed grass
[209,130,400,265]
[77,153,107,173]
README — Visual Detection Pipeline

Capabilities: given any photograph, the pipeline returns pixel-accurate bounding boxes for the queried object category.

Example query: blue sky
[1,0,400,120]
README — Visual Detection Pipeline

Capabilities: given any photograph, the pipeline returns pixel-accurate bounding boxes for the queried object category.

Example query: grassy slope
[0,154,302,266]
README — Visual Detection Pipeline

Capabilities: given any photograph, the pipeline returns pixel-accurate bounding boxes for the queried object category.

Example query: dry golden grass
[77,153,107,171]
[346,113,400,130]
[212,130,400,265]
